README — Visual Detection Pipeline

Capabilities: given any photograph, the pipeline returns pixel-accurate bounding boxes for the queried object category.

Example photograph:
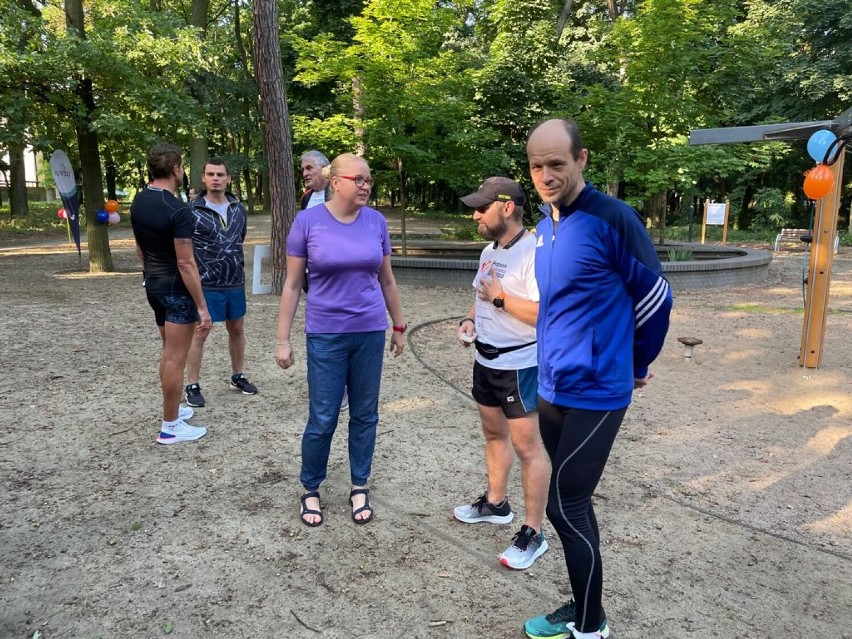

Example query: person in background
[523,118,672,639]
[300,150,330,210]
[184,158,257,408]
[275,153,405,528]
[130,142,212,444]
[454,177,550,571]
[298,149,349,412]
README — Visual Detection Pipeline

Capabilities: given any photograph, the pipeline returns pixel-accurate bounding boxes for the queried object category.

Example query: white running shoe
[156,420,207,445]
[499,525,549,570]
[340,388,349,412]
[179,405,193,421]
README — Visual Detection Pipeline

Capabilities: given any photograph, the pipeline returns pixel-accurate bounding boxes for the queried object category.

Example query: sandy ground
[1,215,850,639]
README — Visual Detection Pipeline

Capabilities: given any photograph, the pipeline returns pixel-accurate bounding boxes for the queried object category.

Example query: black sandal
[349,488,374,525]
[299,491,323,527]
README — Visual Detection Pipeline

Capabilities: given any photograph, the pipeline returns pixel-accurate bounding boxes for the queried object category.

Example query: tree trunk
[253,0,296,294]
[66,0,113,272]
[234,0,255,215]
[644,189,667,246]
[398,159,408,256]
[8,143,29,217]
[188,0,210,188]
[353,76,366,157]
[556,0,574,40]
[105,155,117,201]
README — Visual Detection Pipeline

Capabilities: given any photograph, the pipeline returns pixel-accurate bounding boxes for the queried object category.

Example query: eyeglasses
[337,175,374,188]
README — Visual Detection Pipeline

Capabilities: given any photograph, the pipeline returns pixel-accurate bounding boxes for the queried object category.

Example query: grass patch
[0,201,131,240]
[712,303,803,315]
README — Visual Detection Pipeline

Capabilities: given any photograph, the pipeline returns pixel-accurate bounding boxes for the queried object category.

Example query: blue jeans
[301,331,385,491]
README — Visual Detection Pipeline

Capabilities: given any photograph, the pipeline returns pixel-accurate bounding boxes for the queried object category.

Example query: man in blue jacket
[184,158,257,407]
[523,119,672,639]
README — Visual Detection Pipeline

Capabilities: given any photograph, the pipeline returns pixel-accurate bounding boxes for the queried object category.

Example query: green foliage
[0,202,72,238]
[441,223,482,241]
[666,246,694,262]
[2,0,851,224]
[748,187,788,231]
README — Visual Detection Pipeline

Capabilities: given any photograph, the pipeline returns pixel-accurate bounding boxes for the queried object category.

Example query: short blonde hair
[323,153,369,180]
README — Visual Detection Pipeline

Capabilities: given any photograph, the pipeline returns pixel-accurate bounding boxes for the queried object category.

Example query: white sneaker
[156,420,207,445]
[499,525,548,570]
[179,405,193,421]
[340,388,349,412]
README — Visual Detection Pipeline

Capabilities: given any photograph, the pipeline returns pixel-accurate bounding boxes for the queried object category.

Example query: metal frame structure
[690,107,851,368]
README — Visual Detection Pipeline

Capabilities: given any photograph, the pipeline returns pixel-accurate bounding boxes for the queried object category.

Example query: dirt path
[1,221,850,639]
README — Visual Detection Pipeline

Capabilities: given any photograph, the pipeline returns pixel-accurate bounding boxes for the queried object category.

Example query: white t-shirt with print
[472,232,538,370]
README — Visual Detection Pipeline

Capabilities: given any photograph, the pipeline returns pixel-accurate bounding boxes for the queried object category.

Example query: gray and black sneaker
[453,493,514,524]
[229,373,258,395]
[499,525,549,569]
[185,383,206,408]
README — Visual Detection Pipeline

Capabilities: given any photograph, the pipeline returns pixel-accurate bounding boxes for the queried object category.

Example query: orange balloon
[803,164,835,200]
[105,199,120,213]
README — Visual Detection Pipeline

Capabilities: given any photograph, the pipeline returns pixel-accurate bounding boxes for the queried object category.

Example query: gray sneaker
[499,525,549,569]
[453,493,514,524]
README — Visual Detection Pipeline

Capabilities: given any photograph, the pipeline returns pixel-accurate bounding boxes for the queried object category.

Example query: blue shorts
[204,287,247,323]
[147,293,199,327]
[472,361,538,418]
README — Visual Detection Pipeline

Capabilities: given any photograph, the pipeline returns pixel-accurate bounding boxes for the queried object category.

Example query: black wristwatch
[493,293,505,309]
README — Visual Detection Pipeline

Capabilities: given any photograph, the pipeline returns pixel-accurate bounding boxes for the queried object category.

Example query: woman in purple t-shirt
[275,153,406,527]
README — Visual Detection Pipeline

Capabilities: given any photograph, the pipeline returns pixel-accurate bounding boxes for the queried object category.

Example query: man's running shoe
[499,525,549,569]
[340,388,349,412]
[229,373,258,395]
[156,421,207,445]
[185,383,206,407]
[524,599,609,639]
[179,405,194,421]
[453,493,513,524]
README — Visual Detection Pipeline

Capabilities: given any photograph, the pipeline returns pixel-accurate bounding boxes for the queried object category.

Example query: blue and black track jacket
[534,184,672,411]
[190,191,248,289]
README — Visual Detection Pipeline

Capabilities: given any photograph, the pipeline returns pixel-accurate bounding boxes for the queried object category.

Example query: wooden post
[721,201,729,245]
[701,200,707,244]
[799,151,845,368]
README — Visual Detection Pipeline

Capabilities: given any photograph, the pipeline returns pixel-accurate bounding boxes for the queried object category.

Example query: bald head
[527,119,583,160]
[527,118,588,209]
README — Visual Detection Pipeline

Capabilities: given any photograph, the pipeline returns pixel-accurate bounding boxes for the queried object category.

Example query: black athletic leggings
[538,397,627,634]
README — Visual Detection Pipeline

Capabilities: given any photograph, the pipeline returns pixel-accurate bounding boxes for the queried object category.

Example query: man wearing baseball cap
[453,177,550,570]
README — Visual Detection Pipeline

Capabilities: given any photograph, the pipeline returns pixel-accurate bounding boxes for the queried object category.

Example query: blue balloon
[807,129,836,164]
[96,209,109,223]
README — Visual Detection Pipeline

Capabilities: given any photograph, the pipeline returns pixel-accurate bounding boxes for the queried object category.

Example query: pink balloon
[57,208,66,219]
[107,212,121,225]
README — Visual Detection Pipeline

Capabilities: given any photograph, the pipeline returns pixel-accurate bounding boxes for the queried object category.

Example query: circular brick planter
[390,241,771,290]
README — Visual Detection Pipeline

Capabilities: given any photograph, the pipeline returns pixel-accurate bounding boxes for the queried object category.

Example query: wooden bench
[774,228,840,253]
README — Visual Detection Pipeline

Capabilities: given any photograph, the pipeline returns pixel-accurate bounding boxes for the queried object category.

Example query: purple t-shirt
[287,204,392,334]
